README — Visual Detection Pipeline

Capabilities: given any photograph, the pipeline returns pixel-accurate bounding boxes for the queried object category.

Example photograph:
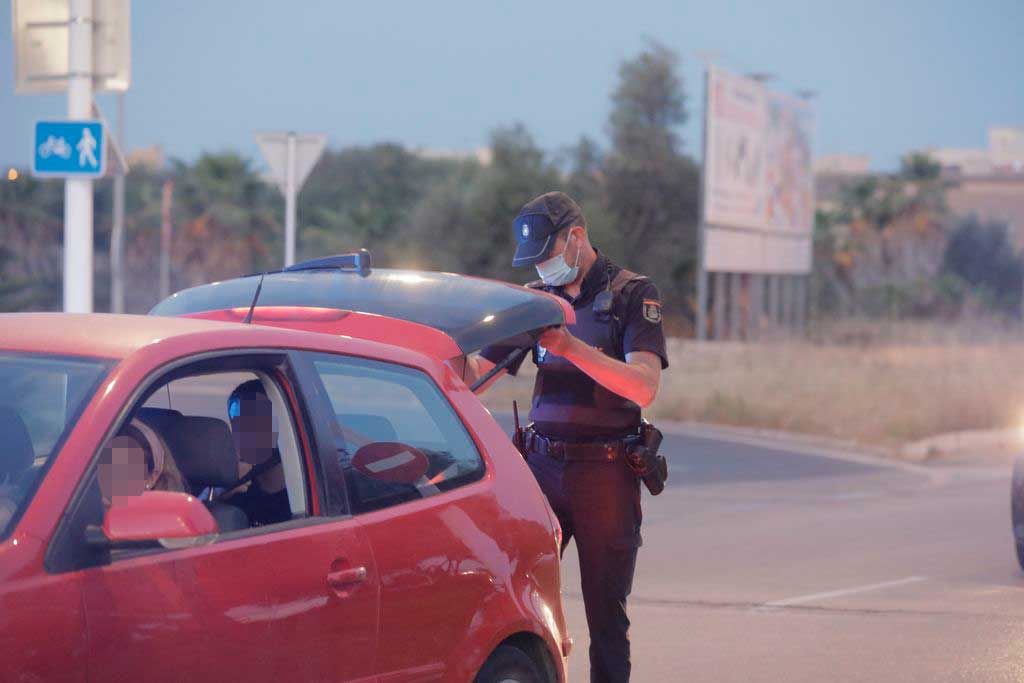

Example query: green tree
[0,174,65,311]
[942,215,1023,314]
[603,41,700,317]
[298,143,461,265]
[409,124,561,283]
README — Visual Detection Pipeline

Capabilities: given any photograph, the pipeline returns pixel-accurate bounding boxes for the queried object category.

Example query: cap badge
[523,224,531,238]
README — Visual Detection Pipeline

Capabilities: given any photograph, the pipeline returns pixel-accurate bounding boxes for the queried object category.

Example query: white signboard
[255,131,328,267]
[703,66,815,274]
[12,0,131,94]
[256,132,328,195]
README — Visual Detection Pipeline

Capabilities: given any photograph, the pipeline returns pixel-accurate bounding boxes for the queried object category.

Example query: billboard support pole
[729,273,741,340]
[749,272,757,342]
[696,60,711,342]
[713,273,726,341]
[64,0,94,313]
[769,275,780,334]
[159,180,173,300]
[786,276,794,331]
[794,274,802,333]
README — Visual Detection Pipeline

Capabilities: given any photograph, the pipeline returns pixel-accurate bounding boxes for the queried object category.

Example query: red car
[0,253,574,682]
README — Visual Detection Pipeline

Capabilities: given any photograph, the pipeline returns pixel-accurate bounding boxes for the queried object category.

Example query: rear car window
[0,353,109,539]
[306,353,485,514]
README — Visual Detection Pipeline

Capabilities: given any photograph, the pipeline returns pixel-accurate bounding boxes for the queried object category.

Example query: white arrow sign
[255,131,327,267]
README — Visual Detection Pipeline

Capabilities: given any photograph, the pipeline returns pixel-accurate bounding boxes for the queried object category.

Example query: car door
[294,350,507,682]
[64,354,380,682]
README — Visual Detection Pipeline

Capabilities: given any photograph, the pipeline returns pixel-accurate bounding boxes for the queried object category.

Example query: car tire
[1012,458,1024,571]
[474,645,545,683]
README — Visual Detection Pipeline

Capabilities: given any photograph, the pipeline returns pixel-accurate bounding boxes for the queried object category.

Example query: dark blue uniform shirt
[482,251,668,440]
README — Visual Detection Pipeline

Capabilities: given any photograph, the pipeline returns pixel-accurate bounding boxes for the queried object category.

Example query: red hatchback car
[0,255,573,682]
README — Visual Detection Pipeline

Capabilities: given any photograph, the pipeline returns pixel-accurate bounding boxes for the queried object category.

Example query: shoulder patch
[642,299,662,324]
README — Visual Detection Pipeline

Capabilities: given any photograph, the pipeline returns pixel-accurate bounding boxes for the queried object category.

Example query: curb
[901,428,1021,460]
[655,420,932,474]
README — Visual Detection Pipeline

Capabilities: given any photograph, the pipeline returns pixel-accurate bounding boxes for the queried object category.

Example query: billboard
[702,66,815,273]
[12,0,131,94]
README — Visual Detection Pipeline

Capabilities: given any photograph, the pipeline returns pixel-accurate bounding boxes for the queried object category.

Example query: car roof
[150,267,574,355]
[0,313,249,359]
[0,312,432,366]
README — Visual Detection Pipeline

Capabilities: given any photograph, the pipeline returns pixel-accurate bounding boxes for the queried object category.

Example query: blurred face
[229,394,279,464]
[98,435,148,504]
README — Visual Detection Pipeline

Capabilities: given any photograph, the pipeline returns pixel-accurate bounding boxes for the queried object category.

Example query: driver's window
[134,370,309,529]
[50,363,312,573]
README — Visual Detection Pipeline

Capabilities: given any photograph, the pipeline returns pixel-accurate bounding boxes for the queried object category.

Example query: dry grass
[480,320,1024,448]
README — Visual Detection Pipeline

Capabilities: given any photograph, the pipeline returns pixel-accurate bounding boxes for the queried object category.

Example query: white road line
[763,576,928,608]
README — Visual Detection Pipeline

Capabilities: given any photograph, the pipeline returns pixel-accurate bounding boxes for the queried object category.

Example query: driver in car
[224,380,291,526]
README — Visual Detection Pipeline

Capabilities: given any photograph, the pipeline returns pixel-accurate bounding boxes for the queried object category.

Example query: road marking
[763,576,928,608]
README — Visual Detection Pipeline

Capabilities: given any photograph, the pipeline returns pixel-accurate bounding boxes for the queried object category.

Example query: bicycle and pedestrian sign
[33,120,106,178]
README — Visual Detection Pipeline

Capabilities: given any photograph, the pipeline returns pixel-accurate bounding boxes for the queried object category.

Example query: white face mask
[535,232,581,286]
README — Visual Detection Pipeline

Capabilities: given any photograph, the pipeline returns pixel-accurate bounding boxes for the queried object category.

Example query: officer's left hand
[538,325,575,356]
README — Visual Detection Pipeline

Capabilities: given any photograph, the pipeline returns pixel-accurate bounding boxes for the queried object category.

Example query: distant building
[929,148,993,177]
[814,155,872,212]
[926,126,1024,177]
[990,127,1024,173]
[926,127,1024,246]
[816,128,1024,246]
[947,174,1024,249]
[814,154,871,176]
[126,145,165,171]
[413,147,493,166]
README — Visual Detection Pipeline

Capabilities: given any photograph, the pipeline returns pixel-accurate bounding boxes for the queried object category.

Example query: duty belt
[525,428,635,462]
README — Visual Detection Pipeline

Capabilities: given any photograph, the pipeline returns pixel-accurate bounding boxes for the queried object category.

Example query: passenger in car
[223,380,291,526]
[97,420,187,506]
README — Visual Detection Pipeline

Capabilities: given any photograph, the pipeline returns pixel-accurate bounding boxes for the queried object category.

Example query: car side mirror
[88,490,219,550]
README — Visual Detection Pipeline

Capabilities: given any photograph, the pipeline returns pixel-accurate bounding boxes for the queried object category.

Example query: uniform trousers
[526,448,642,683]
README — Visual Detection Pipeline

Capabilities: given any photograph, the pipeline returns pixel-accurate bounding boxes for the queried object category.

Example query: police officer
[467,191,668,682]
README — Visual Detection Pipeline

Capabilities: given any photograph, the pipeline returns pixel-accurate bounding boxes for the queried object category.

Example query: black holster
[626,420,667,495]
[512,424,528,458]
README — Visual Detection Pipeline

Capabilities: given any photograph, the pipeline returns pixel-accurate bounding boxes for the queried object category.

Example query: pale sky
[2,0,1022,171]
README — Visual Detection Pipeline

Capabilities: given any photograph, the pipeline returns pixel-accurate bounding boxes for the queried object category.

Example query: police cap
[511,192,586,267]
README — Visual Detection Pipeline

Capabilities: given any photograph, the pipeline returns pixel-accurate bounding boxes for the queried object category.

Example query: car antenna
[242,273,266,324]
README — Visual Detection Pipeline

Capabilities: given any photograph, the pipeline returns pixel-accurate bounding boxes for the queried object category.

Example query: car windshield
[0,353,110,539]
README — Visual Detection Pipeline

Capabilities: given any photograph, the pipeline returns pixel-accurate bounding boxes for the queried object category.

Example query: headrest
[135,407,183,434]
[158,415,238,489]
[0,406,35,478]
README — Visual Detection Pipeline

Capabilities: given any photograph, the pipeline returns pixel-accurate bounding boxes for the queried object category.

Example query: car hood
[150,269,574,357]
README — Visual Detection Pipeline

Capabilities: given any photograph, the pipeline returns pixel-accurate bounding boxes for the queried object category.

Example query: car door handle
[327,566,368,590]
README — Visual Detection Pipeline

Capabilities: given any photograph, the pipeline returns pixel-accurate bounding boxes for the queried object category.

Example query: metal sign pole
[285,132,297,267]
[110,91,125,312]
[64,0,93,313]
[159,180,173,299]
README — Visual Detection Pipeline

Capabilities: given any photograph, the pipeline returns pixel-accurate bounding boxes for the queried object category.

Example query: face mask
[535,233,581,286]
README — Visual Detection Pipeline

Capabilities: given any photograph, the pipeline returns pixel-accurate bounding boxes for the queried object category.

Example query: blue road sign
[33,120,106,178]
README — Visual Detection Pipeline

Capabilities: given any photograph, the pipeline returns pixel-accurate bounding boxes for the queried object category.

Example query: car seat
[148,414,251,533]
[0,405,36,487]
[0,406,34,528]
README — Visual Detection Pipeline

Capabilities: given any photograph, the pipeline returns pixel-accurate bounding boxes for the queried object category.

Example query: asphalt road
[495,416,1023,682]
